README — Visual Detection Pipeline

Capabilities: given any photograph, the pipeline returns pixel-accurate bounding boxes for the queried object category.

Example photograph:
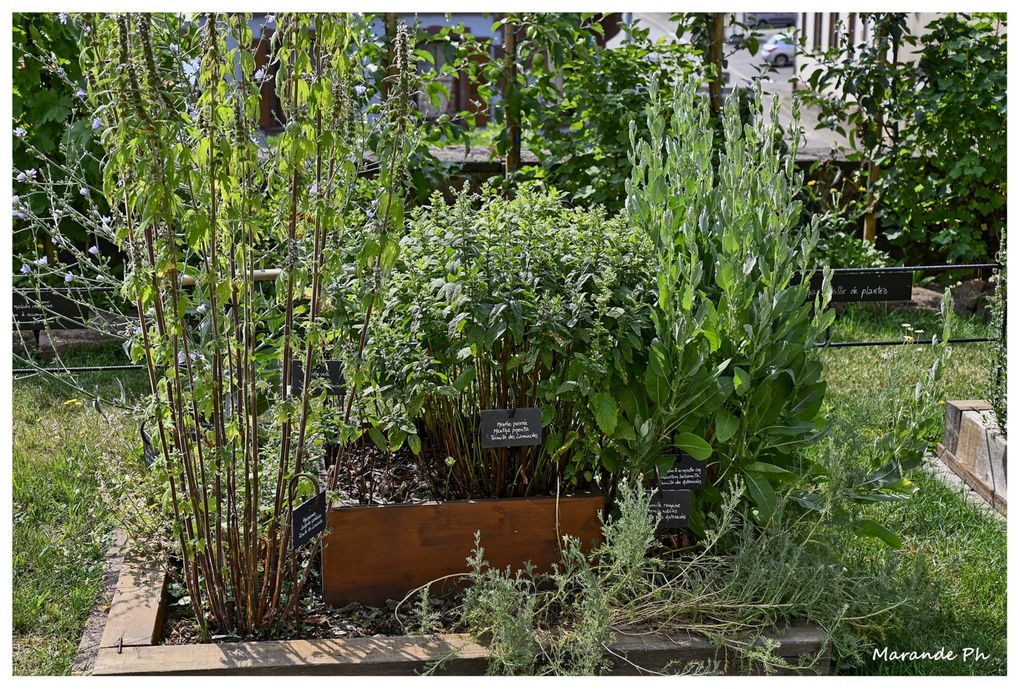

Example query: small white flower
[35,256,48,267]
[76,88,87,100]
[354,84,367,96]
[64,271,74,283]
[13,210,26,219]
[196,303,207,314]
[20,264,31,275]
[92,117,102,130]
[58,12,68,24]
[14,126,26,138]
[169,43,180,55]
[88,245,100,256]
[254,68,266,81]
[309,183,318,195]
[79,186,89,197]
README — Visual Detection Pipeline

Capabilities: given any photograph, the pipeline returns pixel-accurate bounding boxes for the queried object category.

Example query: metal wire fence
[11,263,1004,375]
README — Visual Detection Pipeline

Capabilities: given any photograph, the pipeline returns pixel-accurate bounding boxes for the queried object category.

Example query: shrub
[445,481,902,675]
[378,184,656,499]
[799,13,1006,264]
[60,12,415,636]
[989,232,1007,436]
[13,13,108,269]
[624,79,834,530]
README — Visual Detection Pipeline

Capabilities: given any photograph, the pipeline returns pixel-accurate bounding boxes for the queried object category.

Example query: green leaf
[674,432,712,461]
[715,407,738,442]
[742,470,777,523]
[733,366,750,396]
[851,519,903,548]
[368,427,387,451]
[593,393,618,435]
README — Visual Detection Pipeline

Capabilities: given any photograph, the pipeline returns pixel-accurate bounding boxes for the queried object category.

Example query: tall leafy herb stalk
[81,13,412,636]
[989,231,1007,436]
[625,80,834,530]
[381,185,655,498]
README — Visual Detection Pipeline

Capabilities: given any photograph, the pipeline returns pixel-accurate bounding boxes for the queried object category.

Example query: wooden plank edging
[937,442,1008,515]
[98,555,168,650]
[93,553,829,675]
[94,625,828,676]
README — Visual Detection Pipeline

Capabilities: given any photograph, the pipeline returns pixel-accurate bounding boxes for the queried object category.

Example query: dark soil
[160,568,465,646]
[327,440,435,506]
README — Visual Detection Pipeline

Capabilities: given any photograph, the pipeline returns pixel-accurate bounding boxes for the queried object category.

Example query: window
[813,14,822,49]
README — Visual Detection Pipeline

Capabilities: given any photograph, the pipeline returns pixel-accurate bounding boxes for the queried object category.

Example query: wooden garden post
[383,13,397,99]
[708,13,725,119]
[503,14,520,176]
[863,20,888,244]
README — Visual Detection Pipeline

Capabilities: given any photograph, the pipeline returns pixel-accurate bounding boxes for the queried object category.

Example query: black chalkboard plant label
[479,407,542,448]
[798,270,913,303]
[658,452,706,491]
[648,489,691,529]
[290,359,345,396]
[12,288,94,330]
[291,492,327,549]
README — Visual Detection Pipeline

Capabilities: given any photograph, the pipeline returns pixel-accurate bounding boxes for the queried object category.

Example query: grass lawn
[819,304,1006,675]
[9,303,1005,675]
[11,346,147,675]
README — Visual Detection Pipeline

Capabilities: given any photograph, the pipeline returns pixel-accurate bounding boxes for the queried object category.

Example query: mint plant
[378,184,656,498]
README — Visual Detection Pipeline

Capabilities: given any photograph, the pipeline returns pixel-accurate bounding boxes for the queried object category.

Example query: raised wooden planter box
[938,400,1007,515]
[322,493,604,605]
[92,554,830,675]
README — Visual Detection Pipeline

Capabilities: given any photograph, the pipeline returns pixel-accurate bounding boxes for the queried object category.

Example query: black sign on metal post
[648,489,692,529]
[480,407,543,448]
[290,360,345,396]
[657,452,706,491]
[798,270,913,303]
[289,473,326,550]
[12,288,94,331]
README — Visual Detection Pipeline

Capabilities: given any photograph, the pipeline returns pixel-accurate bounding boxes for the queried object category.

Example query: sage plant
[626,79,835,530]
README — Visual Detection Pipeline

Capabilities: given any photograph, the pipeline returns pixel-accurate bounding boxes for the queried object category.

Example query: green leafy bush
[799,13,1006,264]
[625,80,834,530]
[13,12,109,272]
[520,22,698,210]
[378,184,656,498]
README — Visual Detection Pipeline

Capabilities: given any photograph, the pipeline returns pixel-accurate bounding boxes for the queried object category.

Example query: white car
[760,33,796,67]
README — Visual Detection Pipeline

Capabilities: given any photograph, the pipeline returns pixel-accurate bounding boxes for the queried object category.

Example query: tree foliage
[799,13,1006,263]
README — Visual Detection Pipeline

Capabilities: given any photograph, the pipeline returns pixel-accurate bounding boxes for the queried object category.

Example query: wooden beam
[94,625,829,675]
[98,556,168,650]
[95,634,490,675]
[708,13,726,119]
